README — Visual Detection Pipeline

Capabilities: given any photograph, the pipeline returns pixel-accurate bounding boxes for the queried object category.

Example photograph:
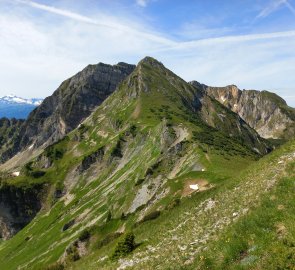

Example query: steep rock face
[0,118,24,145]
[0,62,135,164]
[0,118,24,162]
[190,81,295,140]
[0,184,45,239]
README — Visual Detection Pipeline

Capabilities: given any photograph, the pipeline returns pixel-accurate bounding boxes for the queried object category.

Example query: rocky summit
[191,81,295,140]
[0,57,294,270]
[0,62,135,166]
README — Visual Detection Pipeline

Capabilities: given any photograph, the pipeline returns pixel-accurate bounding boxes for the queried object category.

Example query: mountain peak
[202,84,295,139]
[0,60,136,164]
[123,56,184,97]
[1,57,291,270]
[138,56,164,68]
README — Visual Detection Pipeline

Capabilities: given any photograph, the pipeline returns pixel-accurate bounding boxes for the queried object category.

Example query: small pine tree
[121,212,127,220]
[112,232,136,259]
[78,229,90,242]
[106,210,112,222]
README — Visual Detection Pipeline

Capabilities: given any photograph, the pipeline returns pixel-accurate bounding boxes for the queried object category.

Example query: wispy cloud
[16,0,110,26]
[257,0,286,18]
[191,29,295,44]
[16,0,174,46]
[1,0,295,107]
[157,29,295,52]
[14,0,295,51]
[284,0,295,14]
[136,0,152,7]
[135,0,157,7]
[256,0,295,19]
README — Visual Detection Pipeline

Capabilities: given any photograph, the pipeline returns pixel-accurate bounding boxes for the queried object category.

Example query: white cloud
[16,0,175,46]
[135,0,158,7]
[136,0,149,7]
[256,0,295,19]
[16,0,109,26]
[13,1,295,50]
[166,29,295,51]
[176,25,234,40]
[284,0,295,15]
[0,0,294,107]
[257,0,286,18]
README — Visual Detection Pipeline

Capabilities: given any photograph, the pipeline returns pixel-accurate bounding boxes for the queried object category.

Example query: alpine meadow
[0,1,295,270]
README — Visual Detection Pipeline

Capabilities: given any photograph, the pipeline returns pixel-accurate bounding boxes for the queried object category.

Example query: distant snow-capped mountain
[0,94,44,119]
[0,94,43,106]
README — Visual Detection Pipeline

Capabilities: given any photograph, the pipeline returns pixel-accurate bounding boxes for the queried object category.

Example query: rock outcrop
[0,183,45,239]
[0,118,24,162]
[190,81,295,140]
[0,62,135,164]
[0,118,24,145]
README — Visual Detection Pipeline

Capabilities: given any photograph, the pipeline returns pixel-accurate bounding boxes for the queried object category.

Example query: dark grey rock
[0,62,135,164]
[0,184,45,239]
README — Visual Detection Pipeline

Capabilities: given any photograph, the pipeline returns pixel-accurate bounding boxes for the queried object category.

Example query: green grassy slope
[70,139,294,270]
[0,57,282,270]
[189,139,295,270]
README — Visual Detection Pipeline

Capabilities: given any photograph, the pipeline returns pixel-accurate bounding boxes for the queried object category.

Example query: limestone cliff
[0,183,45,239]
[0,62,135,164]
[190,81,295,140]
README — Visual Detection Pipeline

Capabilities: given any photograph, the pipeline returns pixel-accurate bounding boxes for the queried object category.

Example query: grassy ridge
[0,57,289,270]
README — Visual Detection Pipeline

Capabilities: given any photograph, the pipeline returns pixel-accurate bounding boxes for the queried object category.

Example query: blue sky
[0,0,295,106]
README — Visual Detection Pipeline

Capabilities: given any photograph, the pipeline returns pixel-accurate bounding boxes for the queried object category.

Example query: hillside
[0,135,294,269]
[190,82,295,140]
[0,118,24,156]
[0,62,135,166]
[0,57,281,270]
[73,137,295,270]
